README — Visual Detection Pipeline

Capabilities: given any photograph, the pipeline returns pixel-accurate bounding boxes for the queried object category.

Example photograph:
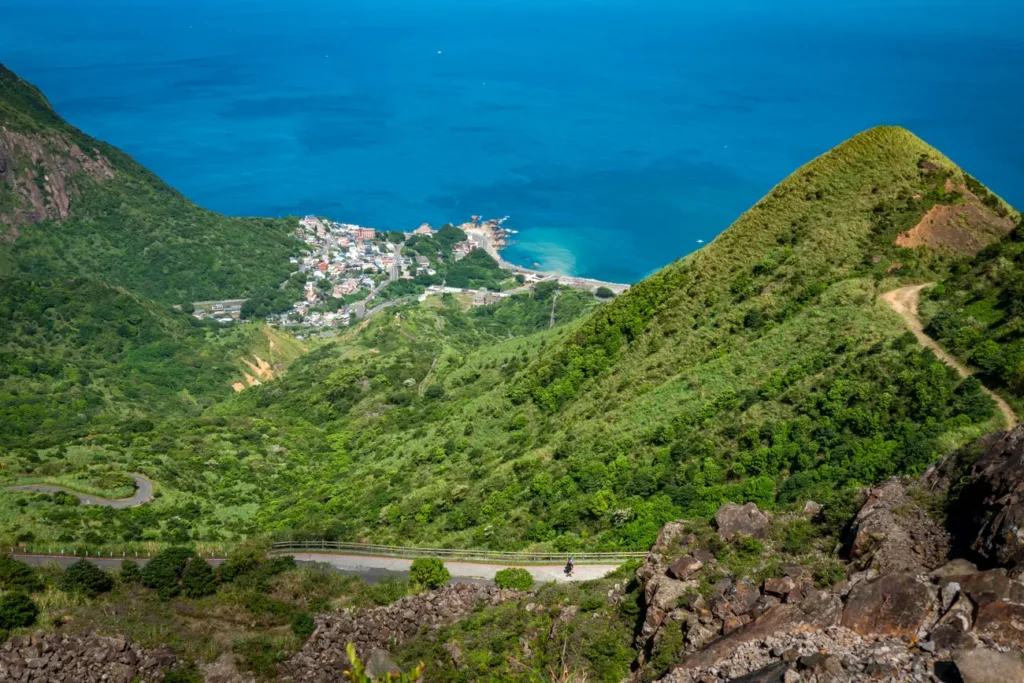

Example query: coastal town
[191,215,630,329]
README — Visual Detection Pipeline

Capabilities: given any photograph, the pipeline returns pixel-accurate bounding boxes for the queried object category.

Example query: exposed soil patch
[896,180,1015,254]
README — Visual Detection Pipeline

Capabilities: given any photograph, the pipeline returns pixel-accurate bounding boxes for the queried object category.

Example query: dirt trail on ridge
[881,283,1018,430]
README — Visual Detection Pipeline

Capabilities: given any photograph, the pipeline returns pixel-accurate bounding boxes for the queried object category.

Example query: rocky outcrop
[0,632,177,682]
[283,583,521,682]
[951,424,1024,574]
[846,479,950,574]
[0,128,114,228]
[715,503,770,542]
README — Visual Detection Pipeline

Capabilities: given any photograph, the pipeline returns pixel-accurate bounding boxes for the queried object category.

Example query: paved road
[882,283,1019,429]
[12,553,616,585]
[279,553,619,584]
[4,473,153,509]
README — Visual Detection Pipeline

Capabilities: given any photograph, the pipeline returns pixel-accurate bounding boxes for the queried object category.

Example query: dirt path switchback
[881,283,1018,430]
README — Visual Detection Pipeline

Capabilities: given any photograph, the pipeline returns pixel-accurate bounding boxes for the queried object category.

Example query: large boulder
[953,648,1024,683]
[847,479,950,574]
[951,425,1024,575]
[840,572,937,638]
[714,503,769,542]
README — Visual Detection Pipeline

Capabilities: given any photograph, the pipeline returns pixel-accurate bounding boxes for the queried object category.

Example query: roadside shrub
[141,547,193,600]
[0,555,44,593]
[182,558,218,598]
[0,592,39,630]
[494,568,534,591]
[291,612,315,639]
[409,558,450,590]
[120,560,142,584]
[220,545,264,583]
[58,559,114,597]
[367,577,410,606]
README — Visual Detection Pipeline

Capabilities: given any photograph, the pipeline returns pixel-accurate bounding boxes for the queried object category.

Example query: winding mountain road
[881,283,1018,429]
[4,473,153,509]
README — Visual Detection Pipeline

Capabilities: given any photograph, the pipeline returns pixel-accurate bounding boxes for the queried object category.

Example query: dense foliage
[409,558,450,589]
[0,591,38,631]
[0,555,44,593]
[493,567,534,591]
[58,559,114,597]
[141,546,194,600]
[925,219,1024,408]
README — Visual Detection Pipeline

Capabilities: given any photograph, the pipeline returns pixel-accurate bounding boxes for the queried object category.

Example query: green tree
[182,558,219,598]
[409,558,450,589]
[595,286,615,299]
[0,592,38,630]
[141,546,193,600]
[0,555,44,593]
[120,560,142,584]
[58,559,114,597]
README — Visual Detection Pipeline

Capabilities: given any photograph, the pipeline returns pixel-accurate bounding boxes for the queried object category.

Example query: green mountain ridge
[0,65,1020,560]
[0,64,301,303]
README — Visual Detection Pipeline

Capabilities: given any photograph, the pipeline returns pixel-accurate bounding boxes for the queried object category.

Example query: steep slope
[53,126,1004,553]
[0,65,300,303]
[921,219,1024,411]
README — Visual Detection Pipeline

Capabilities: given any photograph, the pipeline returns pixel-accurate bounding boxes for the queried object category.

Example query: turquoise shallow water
[2,0,1022,283]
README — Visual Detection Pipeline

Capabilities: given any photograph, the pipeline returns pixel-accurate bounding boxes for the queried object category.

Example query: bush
[409,558,450,589]
[58,560,114,597]
[0,555,44,593]
[182,558,218,598]
[233,635,288,679]
[0,592,39,630]
[367,577,410,606]
[291,612,315,639]
[595,286,615,299]
[494,568,534,591]
[120,560,142,584]
[219,545,265,583]
[141,547,194,600]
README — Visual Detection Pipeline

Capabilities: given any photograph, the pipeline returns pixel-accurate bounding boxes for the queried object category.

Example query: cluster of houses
[190,214,626,331]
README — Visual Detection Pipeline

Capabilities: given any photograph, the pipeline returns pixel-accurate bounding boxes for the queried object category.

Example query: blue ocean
[2,0,1022,283]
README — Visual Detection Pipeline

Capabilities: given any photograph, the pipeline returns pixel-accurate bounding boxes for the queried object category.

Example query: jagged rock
[847,479,949,574]
[762,577,795,599]
[729,579,761,615]
[930,558,979,579]
[802,500,823,518]
[668,556,704,580]
[679,591,842,670]
[929,592,977,651]
[728,661,793,682]
[715,503,770,541]
[972,598,1024,648]
[952,424,1024,574]
[840,572,937,638]
[953,647,1024,683]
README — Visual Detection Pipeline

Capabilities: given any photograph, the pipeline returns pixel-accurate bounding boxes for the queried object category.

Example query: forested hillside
[922,221,1024,411]
[0,65,300,303]
[4,119,1018,555]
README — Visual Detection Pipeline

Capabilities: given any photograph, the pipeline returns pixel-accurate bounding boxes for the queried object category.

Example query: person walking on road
[564,555,575,577]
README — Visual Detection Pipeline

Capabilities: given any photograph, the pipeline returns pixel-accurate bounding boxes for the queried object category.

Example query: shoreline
[459,218,631,293]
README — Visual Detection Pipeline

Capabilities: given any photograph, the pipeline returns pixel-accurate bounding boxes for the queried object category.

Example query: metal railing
[269,540,646,565]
